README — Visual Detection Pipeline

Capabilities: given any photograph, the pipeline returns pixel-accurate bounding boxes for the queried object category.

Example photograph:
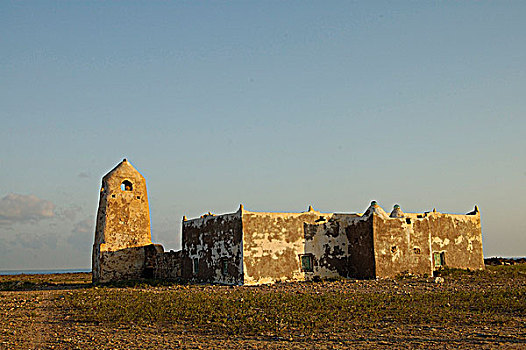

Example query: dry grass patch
[60,265,526,339]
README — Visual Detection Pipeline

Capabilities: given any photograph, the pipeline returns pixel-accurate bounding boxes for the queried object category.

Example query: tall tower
[92,159,153,282]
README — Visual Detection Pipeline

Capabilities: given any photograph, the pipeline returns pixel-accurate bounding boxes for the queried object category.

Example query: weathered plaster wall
[372,206,484,278]
[373,213,433,278]
[92,159,153,283]
[304,213,373,279]
[182,211,243,285]
[423,211,484,271]
[303,214,348,280]
[241,208,335,285]
[97,246,148,282]
[152,249,182,280]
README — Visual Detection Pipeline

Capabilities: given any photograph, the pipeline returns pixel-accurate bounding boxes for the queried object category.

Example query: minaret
[92,159,153,282]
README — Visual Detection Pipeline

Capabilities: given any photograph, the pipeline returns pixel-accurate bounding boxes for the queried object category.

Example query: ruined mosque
[92,159,485,284]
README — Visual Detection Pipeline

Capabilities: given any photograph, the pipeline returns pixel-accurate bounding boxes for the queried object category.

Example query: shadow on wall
[303,213,376,281]
[95,244,171,283]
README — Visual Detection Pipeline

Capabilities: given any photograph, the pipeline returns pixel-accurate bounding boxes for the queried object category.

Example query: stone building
[92,160,485,284]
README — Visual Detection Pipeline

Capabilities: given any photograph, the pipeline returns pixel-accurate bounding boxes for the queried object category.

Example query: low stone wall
[485,257,526,265]
[153,250,182,280]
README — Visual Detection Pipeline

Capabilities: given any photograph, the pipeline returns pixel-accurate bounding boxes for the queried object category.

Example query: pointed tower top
[308,205,314,212]
[103,159,144,182]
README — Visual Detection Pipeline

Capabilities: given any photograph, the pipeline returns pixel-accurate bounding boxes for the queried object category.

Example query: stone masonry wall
[92,160,153,283]
[153,249,182,280]
[373,213,433,278]
[304,213,370,279]
[182,211,243,285]
[241,208,335,285]
[424,211,484,271]
[97,246,148,282]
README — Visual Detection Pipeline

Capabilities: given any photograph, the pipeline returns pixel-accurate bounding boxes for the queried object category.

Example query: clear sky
[1,1,525,270]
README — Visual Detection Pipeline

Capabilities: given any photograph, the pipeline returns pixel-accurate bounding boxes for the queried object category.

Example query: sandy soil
[1,271,525,349]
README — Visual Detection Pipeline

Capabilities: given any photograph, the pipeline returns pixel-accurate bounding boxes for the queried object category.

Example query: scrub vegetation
[1,265,525,349]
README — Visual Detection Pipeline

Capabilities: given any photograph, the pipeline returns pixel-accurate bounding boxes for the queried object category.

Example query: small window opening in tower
[121,180,133,191]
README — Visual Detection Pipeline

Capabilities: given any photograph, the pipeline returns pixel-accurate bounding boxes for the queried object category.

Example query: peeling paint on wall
[242,209,329,285]
[182,210,243,285]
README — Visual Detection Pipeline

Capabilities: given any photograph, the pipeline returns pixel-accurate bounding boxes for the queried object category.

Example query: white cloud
[67,217,94,251]
[0,193,55,226]
[8,231,58,250]
[55,204,83,221]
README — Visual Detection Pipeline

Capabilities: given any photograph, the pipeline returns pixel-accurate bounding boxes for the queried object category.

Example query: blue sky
[1,1,525,269]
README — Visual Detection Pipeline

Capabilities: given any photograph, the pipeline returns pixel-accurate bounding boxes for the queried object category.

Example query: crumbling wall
[182,211,243,285]
[92,161,485,284]
[96,246,148,283]
[304,214,369,280]
[303,215,346,280]
[423,211,484,271]
[153,250,182,280]
[371,206,484,278]
[241,208,334,285]
[372,213,433,278]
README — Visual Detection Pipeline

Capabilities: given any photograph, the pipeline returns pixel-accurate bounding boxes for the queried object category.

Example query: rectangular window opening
[300,254,313,272]
[221,259,228,275]
[434,252,446,268]
[192,258,199,275]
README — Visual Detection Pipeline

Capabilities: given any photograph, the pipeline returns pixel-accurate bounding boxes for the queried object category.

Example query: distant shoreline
[0,269,90,276]
[1,256,524,276]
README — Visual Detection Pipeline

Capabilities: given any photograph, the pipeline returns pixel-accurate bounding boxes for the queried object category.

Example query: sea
[0,257,523,276]
[0,269,90,275]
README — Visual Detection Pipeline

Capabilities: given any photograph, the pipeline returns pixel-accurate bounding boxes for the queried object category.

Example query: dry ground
[1,266,525,349]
